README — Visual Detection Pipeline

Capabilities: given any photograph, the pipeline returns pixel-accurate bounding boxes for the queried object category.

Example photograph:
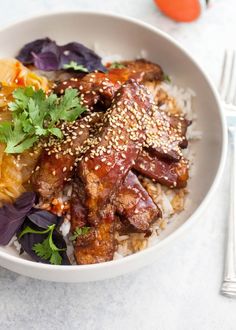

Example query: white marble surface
[0,1,235,329]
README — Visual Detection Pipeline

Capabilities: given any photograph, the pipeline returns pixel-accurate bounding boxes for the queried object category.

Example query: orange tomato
[154,0,202,22]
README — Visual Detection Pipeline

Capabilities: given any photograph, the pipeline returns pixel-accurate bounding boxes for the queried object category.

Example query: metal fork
[219,50,236,297]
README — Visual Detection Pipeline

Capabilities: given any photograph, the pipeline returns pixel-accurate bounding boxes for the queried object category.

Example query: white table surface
[0,1,234,329]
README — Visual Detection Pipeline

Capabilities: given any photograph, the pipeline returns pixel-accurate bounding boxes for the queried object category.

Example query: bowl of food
[0,11,226,282]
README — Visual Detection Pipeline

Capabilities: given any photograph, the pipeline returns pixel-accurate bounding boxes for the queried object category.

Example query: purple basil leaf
[32,52,60,71]
[0,192,36,245]
[32,40,62,71]
[40,40,60,54]
[16,37,52,63]
[53,230,71,265]
[60,42,107,72]
[18,221,70,265]
[27,209,61,229]
[16,37,106,72]
[28,208,64,230]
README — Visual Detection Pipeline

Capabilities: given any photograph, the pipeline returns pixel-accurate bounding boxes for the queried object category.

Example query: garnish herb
[0,192,36,246]
[16,38,107,72]
[0,87,86,153]
[69,226,91,241]
[163,74,171,83]
[63,61,89,72]
[19,224,65,265]
[110,62,125,69]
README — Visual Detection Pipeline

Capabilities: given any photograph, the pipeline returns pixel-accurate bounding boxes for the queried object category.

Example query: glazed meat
[144,107,189,162]
[55,73,122,110]
[114,171,160,231]
[31,112,102,200]
[74,208,116,265]
[72,171,161,264]
[71,171,161,235]
[70,179,87,232]
[54,59,164,110]
[168,115,191,149]
[77,80,152,226]
[117,58,164,82]
[31,151,73,201]
[134,151,189,188]
[70,178,117,265]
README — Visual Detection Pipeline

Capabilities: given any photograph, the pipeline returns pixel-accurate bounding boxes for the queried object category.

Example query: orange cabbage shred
[0,59,48,205]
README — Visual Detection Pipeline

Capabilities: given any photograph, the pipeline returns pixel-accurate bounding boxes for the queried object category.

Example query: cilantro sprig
[0,87,86,153]
[69,226,91,241]
[63,61,89,72]
[19,224,65,265]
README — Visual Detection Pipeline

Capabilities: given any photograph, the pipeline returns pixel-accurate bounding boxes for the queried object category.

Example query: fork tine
[226,51,236,104]
[232,51,236,106]
[219,50,229,98]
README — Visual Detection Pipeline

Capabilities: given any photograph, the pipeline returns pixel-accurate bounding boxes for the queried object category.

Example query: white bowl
[0,11,227,282]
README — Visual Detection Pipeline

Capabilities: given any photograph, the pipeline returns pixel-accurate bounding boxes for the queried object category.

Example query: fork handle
[221,128,236,297]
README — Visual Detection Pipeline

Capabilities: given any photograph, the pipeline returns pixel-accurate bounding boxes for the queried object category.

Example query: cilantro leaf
[63,61,89,72]
[49,89,86,123]
[5,136,38,154]
[163,74,171,83]
[0,87,86,154]
[110,62,125,69]
[19,224,65,265]
[47,127,63,138]
[21,117,34,134]
[33,237,52,260]
[69,226,91,241]
[0,117,37,154]
[9,86,35,112]
[34,126,47,136]
[49,250,62,265]
[33,237,62,266]
[0,122,12,144]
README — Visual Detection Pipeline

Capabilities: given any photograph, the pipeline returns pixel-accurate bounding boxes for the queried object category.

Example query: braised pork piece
[31,112,103,199]
[113,171,161,231]
[32,59,190,265]
[74,210,116,265]
[54,59,164,110]
[134,151,189,189]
